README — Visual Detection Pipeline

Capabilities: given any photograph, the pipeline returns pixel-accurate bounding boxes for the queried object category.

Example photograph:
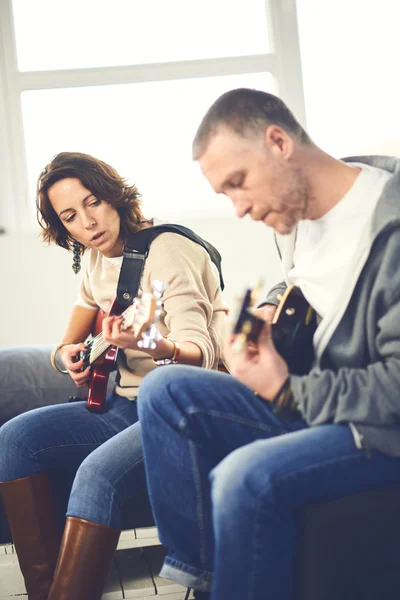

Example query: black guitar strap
[116,224,224,309]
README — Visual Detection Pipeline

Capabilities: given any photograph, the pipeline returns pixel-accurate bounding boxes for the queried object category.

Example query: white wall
[0,216,282,346]
[296,0,400,158]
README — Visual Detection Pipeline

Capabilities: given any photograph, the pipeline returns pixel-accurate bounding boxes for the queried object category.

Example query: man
[137,88,400,600]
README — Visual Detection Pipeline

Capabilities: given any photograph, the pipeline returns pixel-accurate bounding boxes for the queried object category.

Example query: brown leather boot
[48,516,121,600]
[0,471,63,600]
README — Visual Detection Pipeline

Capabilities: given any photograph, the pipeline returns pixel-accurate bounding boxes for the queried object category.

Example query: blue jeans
[0,393,146,528]
[137,365,400,600]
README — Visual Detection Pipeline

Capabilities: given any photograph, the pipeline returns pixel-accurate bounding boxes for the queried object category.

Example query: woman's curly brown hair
[36,152,145,251]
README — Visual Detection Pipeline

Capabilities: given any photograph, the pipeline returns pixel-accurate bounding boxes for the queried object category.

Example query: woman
[0,152,228,600]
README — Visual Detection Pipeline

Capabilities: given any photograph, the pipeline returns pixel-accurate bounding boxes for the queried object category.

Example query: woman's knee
[0,417,21,458]
[0,412,43,480]
[72,455,108,494]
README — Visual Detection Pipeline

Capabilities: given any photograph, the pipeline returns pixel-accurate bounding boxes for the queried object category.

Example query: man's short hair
[193,88,311,159]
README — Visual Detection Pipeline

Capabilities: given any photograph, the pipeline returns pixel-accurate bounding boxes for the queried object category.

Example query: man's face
[198,126,310,235]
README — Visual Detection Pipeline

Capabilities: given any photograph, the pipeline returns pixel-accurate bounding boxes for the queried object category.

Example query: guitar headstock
[121,296,154,336]
[121,280,167,350]
[233,288,264,350]
[232,281,265,351]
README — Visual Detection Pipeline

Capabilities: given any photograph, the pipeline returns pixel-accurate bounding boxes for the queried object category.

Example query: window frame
[0,0,306,232]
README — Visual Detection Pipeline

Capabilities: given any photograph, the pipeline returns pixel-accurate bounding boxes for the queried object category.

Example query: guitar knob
[285,308,295,316]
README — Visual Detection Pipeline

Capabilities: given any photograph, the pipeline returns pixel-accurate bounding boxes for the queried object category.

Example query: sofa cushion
[0,344,115,424]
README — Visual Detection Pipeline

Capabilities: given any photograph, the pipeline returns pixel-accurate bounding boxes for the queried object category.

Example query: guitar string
[89,305,131,363]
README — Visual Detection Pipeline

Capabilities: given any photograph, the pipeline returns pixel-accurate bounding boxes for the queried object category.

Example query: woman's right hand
[58,343,91,387]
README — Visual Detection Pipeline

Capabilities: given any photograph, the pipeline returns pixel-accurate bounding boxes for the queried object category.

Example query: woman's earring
[72,241,82,274]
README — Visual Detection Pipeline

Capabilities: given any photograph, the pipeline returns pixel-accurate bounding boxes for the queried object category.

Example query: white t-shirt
[288,163,391,319]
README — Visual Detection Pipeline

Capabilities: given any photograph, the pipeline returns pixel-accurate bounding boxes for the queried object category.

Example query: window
[0,0,306,231]
[22,72,274,221]
[13,0,270,71]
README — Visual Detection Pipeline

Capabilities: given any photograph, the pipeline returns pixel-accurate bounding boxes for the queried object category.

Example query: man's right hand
[241,304,277,357]
[253,304,277,323]
[58,343,91,387]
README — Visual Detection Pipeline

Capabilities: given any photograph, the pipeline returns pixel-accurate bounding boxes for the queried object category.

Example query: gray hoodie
[266,156,400,457]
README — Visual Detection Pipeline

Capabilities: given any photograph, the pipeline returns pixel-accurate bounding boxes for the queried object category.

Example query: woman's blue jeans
[137,365,400,600]
[0,393,145,528]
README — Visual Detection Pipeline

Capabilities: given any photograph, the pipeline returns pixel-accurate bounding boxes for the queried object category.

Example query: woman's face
[48,177,123,257]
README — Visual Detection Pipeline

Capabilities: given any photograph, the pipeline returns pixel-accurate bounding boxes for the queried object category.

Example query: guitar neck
[89,331,112,364]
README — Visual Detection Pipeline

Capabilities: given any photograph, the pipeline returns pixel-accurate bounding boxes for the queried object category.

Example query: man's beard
[274,167,311,233]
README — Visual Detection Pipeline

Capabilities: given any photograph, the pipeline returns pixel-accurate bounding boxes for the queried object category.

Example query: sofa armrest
[0,344,116,424]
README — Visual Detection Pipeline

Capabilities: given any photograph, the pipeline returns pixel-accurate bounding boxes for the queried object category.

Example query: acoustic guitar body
[271,285,316,375]
[233,284,317,376]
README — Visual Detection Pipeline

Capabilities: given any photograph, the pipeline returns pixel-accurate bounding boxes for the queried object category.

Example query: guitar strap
[116,224,224,309]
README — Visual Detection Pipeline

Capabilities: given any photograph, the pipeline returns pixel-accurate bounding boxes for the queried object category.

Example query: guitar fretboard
[88,303,133,363]
[89,332,111,364]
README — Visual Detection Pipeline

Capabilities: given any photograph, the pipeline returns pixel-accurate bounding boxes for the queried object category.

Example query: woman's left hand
[224,321,289,401]
[102,315,175,358]
[102,315,144,351]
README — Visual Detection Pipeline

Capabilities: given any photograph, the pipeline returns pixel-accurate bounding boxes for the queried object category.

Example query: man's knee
[210,446,258,510]
[138,365,182,407]
[210,441,277,512]
[138,365,205,416]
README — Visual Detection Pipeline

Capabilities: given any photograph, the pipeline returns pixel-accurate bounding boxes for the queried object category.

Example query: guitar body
[84,283,165,412]
[85,297,124,413]
[233,284,317,375]
[86,349,118,412]
[271,285,316,375]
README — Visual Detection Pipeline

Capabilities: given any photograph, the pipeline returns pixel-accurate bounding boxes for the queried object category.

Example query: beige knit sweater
[75,232,229,399]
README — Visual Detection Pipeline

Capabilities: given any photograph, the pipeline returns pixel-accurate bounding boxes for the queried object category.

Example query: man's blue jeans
[0,393,145,528]
[137,365,400,600]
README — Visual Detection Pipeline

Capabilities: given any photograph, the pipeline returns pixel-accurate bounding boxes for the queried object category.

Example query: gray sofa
[0,345,154,544]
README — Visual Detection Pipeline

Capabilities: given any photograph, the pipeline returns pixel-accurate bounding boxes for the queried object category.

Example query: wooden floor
[0,527,194,599]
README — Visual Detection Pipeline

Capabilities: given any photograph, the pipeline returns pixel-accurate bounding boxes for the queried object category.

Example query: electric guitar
[233,284,317,375]
[82,280,166,412]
